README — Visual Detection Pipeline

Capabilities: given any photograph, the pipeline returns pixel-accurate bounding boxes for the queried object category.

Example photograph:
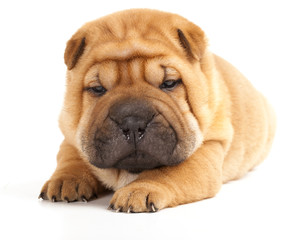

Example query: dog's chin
[112,152,164,174]
[88,150,166,174]
[115,164,149,174]
[125,168,145,174]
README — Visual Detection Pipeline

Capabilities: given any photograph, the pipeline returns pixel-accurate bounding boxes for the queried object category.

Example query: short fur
[40,9,276,212]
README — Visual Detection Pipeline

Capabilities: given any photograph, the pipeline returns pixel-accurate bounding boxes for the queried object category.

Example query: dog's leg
[109,140,224,212]
[39,140,105,202]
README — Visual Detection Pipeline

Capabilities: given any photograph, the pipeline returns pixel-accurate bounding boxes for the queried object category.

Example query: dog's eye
[86,86,107,96]
[159,79,182,91]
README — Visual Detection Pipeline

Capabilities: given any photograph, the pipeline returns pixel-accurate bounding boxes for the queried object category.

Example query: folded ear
[64,36,86,70]
[177,24,207,62]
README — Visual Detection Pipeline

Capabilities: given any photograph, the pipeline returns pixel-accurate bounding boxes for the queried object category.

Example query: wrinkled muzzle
[82,98,184,173]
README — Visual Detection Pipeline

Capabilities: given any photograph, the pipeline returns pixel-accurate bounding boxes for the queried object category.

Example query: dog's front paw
[39,173,102,203]
[109,181,173,213]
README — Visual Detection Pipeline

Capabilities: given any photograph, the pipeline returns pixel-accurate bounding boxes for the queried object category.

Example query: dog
[39,9,276,213]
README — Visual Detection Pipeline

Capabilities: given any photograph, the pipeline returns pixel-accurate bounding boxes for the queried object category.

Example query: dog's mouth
[113,151,162,173]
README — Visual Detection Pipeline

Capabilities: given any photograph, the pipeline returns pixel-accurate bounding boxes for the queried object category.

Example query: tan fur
[40,9,275,212]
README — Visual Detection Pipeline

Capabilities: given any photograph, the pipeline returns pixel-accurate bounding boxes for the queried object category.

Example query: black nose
[109,98,156,142]
[121,116,147,141]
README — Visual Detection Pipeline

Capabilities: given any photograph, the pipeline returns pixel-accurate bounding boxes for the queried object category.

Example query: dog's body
[40,9,275,212]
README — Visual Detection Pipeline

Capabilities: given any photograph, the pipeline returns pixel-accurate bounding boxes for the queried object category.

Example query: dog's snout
[109,98,156,142]
[89,97,179,173]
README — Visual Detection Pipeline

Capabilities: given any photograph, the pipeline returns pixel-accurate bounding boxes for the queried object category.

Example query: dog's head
[60,9,216,174]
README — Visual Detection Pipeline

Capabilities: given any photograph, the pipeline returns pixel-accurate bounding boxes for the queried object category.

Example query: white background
[0,0,294,239]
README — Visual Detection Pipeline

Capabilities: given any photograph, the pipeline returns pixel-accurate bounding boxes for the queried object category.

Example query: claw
[64,197,69,203]
[127,206,133,213]
[116,207,122,213]
[108,204,114,210]
[81,196,88,203]
[38,192,45,200]
[150,203,158,212]
[52,196,57,202]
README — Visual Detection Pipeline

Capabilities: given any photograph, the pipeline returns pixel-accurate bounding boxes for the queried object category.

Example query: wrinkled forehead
[84,38,177,65]
[73,36,187,82]
[82,12,183,60]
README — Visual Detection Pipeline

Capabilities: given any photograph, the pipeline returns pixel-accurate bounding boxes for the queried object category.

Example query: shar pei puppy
[39,9,276,213]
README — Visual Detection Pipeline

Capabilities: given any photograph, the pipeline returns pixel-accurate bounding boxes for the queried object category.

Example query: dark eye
[159,79,182,91]
[85,86,107,96]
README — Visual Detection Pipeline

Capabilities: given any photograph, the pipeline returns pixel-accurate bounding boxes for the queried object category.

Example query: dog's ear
[176,24,207,62]
[64,36,86,70]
